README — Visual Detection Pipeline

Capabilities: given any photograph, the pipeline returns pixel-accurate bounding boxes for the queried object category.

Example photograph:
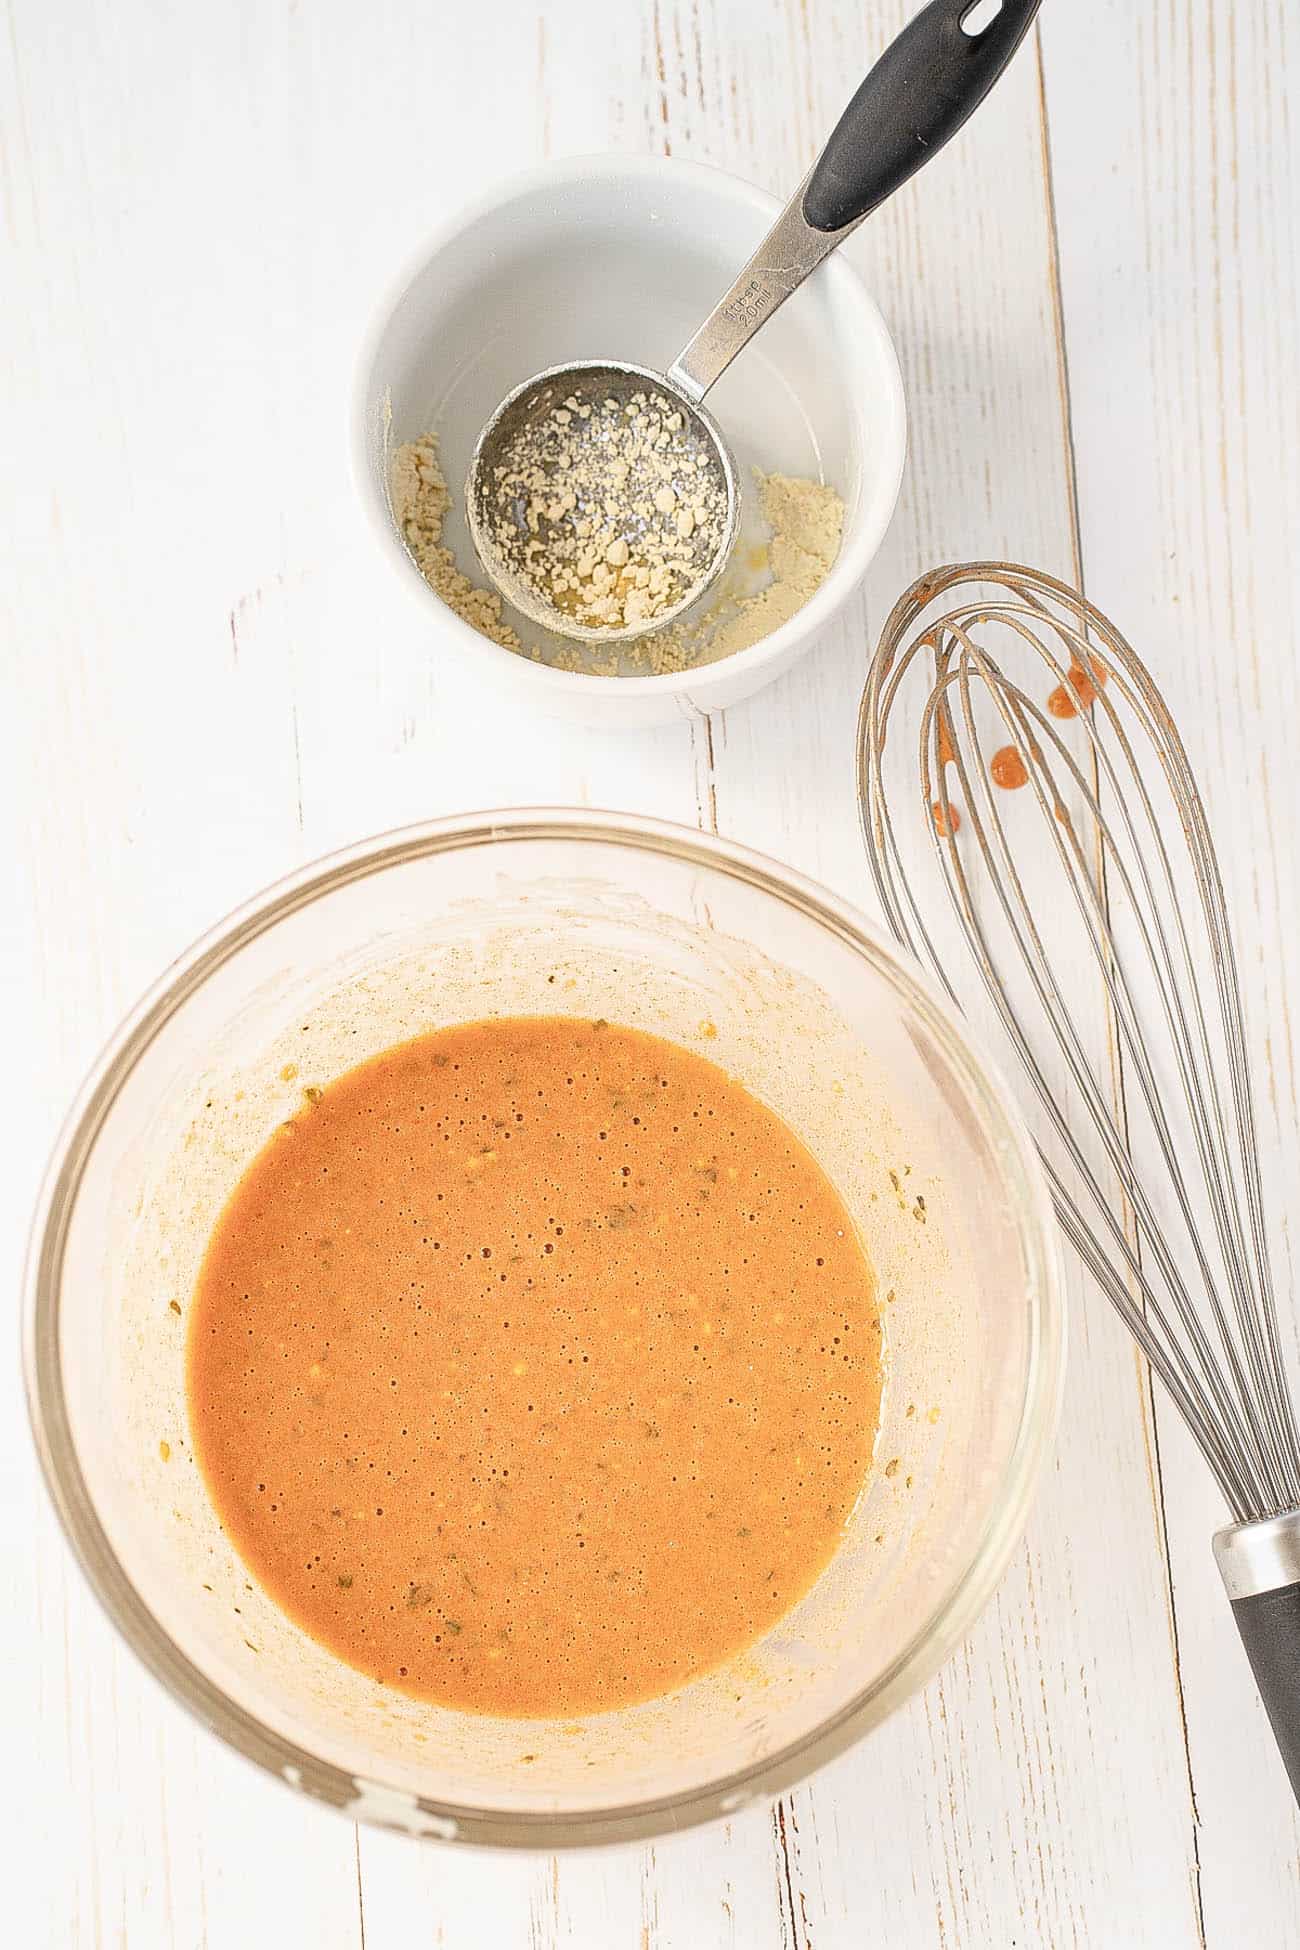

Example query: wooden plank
[1,1,367,1940]
[1,2,699,1944]
[652,1,1207,1942]
[1041,1,1300,1940]
[358,1819,785,1950]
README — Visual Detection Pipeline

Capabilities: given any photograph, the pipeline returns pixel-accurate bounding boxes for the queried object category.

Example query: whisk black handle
[1229,1589,1300,1801]
[1216,1513,1300,1804]
[802,0,1043,234]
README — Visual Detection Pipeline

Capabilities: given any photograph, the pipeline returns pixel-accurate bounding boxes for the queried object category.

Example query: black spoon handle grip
[802,0,1043,235]
[669,0,1042,400]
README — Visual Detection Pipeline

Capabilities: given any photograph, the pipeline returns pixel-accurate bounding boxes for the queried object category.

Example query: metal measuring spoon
[467,0,1042,644]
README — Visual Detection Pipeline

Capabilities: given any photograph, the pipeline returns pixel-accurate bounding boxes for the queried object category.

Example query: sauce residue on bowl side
[187,1017,883,1717]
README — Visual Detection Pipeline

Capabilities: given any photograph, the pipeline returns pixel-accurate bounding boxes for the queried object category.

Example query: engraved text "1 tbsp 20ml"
[720,279,772,328]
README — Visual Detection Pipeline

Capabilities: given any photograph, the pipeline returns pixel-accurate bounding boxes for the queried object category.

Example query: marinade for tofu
[188,1017,882,1716]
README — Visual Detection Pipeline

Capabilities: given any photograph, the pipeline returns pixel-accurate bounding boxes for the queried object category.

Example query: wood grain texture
[1041,3,1300,1943]
[3,0,1295,1943]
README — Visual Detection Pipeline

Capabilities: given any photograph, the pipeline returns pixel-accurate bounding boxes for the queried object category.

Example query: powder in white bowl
[390,432,843,678]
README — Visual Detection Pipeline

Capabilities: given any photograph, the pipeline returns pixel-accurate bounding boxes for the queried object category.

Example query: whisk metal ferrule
[1214,1512,1300,1801]
[1215,1510,1300,1602]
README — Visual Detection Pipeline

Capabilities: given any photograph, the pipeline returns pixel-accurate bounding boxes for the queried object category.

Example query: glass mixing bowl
[24,811,1062,1847]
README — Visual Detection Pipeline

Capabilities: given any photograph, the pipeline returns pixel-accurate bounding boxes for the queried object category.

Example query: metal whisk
[857,561,1300,1800]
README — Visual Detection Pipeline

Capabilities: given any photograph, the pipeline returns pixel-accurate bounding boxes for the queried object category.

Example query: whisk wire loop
[858,565,1300,1527]
[932,653,1271,1512]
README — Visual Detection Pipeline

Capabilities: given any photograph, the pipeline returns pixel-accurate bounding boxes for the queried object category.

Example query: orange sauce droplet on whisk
[1068,657,1107,708]
[1049,654,1108,718]
[990,745,1029,791]
[931,799,961,838]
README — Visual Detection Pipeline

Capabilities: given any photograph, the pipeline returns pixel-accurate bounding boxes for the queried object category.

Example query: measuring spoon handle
[667,0,1042,404]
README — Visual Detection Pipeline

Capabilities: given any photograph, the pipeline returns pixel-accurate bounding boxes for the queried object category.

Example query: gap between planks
[1033,23,1208,1942]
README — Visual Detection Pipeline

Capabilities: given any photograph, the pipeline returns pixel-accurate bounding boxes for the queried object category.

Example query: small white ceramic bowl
[353,156,907,729]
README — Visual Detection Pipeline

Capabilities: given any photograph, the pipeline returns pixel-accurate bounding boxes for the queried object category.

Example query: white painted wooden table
[5,2,1299,1943]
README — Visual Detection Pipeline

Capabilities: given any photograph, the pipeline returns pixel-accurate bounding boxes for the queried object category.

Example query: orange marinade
[188,1019,883,1717]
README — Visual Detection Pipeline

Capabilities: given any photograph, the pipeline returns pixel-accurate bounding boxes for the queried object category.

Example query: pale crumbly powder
[484,385,728,633]
[644,470,844,673]
[389,437,525,655]
[390,432,843,677]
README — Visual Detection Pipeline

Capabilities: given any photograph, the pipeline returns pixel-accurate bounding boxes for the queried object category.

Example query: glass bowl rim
[23,807,1064,1849]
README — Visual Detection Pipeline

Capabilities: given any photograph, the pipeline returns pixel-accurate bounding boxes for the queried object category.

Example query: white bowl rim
[350,152,908,698]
